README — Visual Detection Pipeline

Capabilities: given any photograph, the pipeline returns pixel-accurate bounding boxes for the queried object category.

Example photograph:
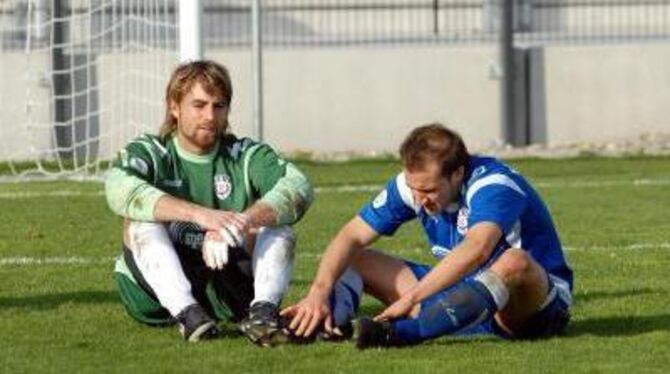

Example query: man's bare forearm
[243,201,279,228]
[309,217,378,297]
[152,194,206,223]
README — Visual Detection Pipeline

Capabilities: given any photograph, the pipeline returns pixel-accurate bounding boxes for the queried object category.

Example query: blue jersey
[359,156,573,290]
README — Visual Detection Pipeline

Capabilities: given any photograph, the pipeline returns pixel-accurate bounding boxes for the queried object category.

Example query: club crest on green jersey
[214,174,232,200]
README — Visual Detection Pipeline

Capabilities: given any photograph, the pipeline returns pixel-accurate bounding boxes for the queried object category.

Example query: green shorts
[114,245,254,326]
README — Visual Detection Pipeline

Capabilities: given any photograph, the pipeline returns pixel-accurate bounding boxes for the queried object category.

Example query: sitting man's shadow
[0,290,118,310]
[566,287,670,338]
[566,313,670,337]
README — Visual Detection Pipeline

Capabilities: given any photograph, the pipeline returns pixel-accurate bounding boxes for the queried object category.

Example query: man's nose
[202,105,215,122]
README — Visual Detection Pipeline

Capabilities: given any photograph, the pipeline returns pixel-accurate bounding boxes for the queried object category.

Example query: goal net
[0,0,178,181]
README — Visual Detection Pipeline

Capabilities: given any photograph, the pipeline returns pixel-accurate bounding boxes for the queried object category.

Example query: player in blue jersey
[282,123,572,348]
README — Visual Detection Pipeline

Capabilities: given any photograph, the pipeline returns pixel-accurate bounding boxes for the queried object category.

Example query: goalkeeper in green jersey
[105,60,313,346]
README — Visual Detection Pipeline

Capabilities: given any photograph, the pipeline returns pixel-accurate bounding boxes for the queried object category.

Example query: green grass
[1,156,669,373]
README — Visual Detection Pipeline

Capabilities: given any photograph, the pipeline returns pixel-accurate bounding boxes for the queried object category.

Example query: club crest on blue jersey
[214,174,232,200]
[471,165,487,179]
[457,207,469,235]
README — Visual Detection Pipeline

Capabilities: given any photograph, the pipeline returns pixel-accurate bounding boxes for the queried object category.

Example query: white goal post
[0,0,201,181]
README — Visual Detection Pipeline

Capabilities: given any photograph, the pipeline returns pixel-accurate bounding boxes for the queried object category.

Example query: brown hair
[159,60,233,140]
[399,123,470,177]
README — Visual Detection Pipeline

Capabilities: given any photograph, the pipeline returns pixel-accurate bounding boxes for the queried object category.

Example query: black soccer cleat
[239,301,289,347]
[316,320,354,342]
[353,316,394,349]
[281,320,354,345]
[175,303,220,342]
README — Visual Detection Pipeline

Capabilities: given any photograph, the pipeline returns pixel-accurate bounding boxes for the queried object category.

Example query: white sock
[251,226,296,306]
[474,269,510,310]
[331,267,363,326]
[127,221,196,316]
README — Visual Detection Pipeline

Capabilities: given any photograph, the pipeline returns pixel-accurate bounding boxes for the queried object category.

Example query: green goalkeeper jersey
[106,134,312,251]
[114,134,286,212]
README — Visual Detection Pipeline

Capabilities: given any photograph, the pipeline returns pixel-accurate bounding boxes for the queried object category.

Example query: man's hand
[374,295,416,322]
[280,291,333,337]
[192,208,250,247]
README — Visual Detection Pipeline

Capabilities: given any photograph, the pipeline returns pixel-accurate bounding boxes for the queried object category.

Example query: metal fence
[203,0,670,47]
[2,0,670,51]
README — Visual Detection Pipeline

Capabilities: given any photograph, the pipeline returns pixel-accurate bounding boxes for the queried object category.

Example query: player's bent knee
[126,220,172,252]
[256,226,296,248]
[493,248,535,281]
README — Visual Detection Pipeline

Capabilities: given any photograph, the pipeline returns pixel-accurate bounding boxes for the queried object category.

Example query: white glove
[202,233,229,270]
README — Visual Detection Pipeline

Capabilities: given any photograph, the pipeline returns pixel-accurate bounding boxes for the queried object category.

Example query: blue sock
[329,268,363,327]
[391,279,499,345]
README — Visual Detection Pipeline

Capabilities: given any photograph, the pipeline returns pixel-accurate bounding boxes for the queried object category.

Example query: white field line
[0,190,105,199]
[533,178,670,189]
[1,242,669,267]
[1,177,670,199]
[0,256,116,266]
[315,185,380,193]
[316,178,670,193]
[564,242,670,251]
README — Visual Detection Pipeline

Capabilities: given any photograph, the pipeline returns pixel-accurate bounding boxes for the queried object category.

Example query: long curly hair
[159,60,233,140]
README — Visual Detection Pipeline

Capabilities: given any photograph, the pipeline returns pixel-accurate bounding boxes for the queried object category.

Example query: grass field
[1,156,669,373]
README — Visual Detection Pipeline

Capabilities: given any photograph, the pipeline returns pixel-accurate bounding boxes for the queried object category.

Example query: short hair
[159,60,233,139]
[399,123,470,177]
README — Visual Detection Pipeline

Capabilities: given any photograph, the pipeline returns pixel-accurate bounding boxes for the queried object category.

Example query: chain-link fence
[3,1,670,51]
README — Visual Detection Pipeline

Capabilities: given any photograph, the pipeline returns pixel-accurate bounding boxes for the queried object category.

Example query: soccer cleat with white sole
[175,304,220,342]
[239,301,289,347]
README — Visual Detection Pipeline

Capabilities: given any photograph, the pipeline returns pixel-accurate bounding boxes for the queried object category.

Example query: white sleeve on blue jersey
[465,173,527,233]
[358,173,417,235]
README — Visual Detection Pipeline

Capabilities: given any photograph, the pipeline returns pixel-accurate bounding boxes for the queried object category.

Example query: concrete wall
[96,53,174,159]
[211,46,503,155]
[4,42,670,162]
[0,53,53,161]
[530,43,670,145]
[94,45,503,158]
[1,46,503,161]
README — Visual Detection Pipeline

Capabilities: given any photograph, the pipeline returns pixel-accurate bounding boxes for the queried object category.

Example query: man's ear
[169,100,180,122]
[451,165,465,184]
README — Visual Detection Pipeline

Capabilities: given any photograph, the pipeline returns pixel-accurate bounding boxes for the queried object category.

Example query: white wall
[211,45,503,155]
[96,53,174,160]
[92,46,505,158]
[0,53,53,161]
[5,42,670,161]
[531,43,670,145]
